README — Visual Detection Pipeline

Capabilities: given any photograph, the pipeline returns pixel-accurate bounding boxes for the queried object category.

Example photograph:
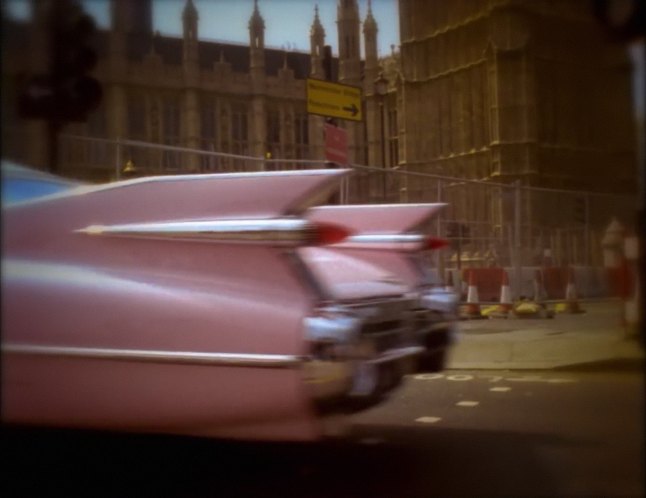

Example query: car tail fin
[6,169,355,256]
[105,169,353,218]
[307,204,447,252]
[305,204,449,288]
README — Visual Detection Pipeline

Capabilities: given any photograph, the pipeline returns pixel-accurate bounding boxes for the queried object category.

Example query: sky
[3,0,400,57]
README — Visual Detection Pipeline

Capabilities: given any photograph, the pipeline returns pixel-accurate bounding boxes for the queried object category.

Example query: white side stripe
[2,344,305,369]
[76,218,319,246]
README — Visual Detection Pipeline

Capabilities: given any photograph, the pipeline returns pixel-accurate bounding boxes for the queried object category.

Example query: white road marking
[415,416,442,424]
[413,373,578,384]
[456,401,479,407]
[506,376,578,384]
[413,373,444,381]
[490,387,512,392]
[447,374,474,381]
[481,375,504,383]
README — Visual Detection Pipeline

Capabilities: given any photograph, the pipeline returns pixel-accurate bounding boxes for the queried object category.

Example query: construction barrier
[450,266,620,303]
[460,270,483,319]
[482,270,515,319]
[623,235,640,338]
[541,267,568,300]
[461,268,505,302]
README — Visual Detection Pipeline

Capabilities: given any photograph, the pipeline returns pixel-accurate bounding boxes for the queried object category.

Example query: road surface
[3,369,643,498]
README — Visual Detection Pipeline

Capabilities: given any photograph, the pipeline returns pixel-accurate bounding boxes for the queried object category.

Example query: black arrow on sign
[342,103,359,116]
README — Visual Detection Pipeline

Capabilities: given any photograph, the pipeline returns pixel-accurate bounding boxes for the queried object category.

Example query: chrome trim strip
[76,218,318,245]
[332,233,427,251]
[347,234,426,244]
[311,203,447,210]
[2,344,306,368]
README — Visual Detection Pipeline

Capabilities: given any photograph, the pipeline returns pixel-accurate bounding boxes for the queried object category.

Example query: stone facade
[396,0,637,232]
[1,0,636,212]
[1,0,385,184]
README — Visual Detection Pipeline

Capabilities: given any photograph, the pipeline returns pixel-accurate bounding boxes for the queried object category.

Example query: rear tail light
[310,222,353,246]
[425,237,449,250]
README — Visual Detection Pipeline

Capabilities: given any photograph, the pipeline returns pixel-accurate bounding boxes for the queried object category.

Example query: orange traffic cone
[497,270,513,314]
[563,267,584,313]
[462,270,482,319]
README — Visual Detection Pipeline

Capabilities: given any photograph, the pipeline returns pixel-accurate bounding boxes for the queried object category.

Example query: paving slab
[446,300,644,370]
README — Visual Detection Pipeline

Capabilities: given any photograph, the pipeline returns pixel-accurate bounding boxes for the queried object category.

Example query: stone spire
[182,0,198,41]
[248,0,266,92]
[249,0,265,51]
[363,0,378,71]
[311,4,326,39]
[310,5,326,78]
[182,0,198,65]
[336,0,361,84]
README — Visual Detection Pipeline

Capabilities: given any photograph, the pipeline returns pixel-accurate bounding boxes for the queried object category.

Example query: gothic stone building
[395,0,636,242]
[2,0,390,191]
[1,0,637,251]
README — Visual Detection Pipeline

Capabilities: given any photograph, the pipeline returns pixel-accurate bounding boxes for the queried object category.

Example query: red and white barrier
[461,271,482,319]
[623,235,640,338]
[497,270,512,314]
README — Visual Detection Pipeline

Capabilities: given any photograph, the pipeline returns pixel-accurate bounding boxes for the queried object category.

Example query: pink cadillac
[2,162,454,441]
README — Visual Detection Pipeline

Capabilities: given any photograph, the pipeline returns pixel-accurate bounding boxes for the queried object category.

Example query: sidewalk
[446,300,644,370]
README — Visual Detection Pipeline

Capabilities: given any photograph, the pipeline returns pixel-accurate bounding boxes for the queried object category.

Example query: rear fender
[306,203,448,288]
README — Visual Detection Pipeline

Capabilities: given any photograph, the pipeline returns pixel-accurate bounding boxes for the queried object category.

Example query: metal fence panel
[47,135,639,270]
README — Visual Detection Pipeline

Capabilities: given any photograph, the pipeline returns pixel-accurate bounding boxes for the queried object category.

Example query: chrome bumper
[413,288,459,372]
[303,298,422,413]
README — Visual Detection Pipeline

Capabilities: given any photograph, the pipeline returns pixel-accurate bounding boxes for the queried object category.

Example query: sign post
[307,79,362,122]
[324,123,348,165]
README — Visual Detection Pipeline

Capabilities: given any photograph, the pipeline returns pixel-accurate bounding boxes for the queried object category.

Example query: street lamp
[374,72,388,200]
[119,159,136,180]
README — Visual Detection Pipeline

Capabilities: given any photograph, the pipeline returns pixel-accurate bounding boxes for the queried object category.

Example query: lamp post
[121,159,136,179]
[374,72,388,200]
[442,180,470,272]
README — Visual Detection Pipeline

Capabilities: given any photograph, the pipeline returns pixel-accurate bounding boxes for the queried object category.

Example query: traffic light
[54,0,102,120]
[18,0,102,122]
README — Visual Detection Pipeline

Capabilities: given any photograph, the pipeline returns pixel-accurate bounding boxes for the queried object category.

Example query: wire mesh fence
[49,134,638,272]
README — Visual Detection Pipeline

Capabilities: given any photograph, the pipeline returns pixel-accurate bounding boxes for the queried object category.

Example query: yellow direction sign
[307,79,363,122]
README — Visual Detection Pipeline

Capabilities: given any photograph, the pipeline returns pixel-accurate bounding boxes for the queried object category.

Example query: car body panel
[307,204,447,289]
[299,247,410,300]
[307,203,446,236]
[2,165,424,440]
[306,204,459,372]
[1,161,82,203]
